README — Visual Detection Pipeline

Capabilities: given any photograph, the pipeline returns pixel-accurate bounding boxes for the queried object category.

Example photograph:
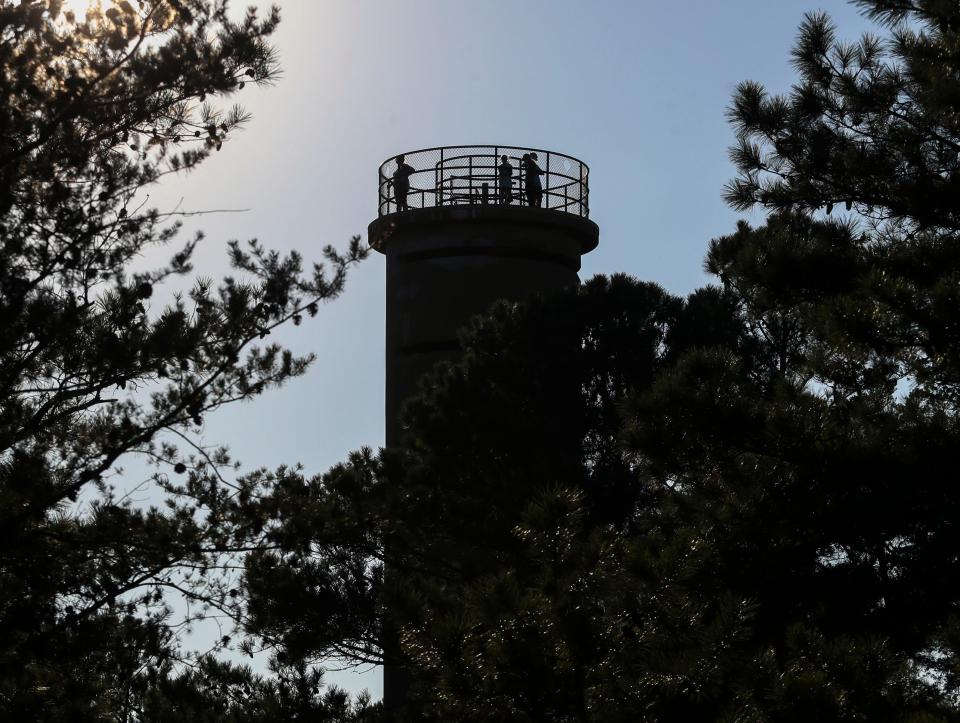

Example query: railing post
[584,169,589,217]
[519,149,525,205]
[545,152,551,209]
[493,146,498,204]
[579,165,584,217]
[387,166,393,215]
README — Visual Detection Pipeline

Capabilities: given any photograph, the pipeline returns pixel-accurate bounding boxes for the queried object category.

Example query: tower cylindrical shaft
[369,146,598,709]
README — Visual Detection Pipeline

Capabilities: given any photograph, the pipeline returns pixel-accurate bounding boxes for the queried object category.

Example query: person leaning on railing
[391,155,416,211]
[522,152,544,207]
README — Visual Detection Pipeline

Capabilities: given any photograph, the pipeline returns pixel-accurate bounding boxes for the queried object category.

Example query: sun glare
[63,0,92,17]
[60,0,110,21]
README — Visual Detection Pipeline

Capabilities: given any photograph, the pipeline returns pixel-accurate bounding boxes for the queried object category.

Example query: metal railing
[377,145,590,219]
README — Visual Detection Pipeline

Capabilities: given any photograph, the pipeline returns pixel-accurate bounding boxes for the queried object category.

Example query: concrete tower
[367,144,598,705]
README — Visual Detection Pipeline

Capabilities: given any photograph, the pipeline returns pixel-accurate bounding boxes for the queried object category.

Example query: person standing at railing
[523,152,544,207]
[392,154,416,212]
[498,155,513,205]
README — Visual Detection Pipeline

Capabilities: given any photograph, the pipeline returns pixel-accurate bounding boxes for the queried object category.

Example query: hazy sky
[137,0,876,698]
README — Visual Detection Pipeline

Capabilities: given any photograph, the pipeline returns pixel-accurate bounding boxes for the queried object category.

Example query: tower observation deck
[372,144,592,221]
[369,145,598,443]
[368,144,599,708]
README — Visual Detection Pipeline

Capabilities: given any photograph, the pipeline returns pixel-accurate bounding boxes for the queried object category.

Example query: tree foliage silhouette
[0,1,369,719]
[239,1,960,720]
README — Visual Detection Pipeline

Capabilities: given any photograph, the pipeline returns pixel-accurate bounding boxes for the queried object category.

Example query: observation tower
[369,144,599,448]
[368,144,599,706]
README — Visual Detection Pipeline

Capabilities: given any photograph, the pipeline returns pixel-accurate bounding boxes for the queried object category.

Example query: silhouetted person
[392,155,415,212]
[523,152,544,207]
[498,155,513,205]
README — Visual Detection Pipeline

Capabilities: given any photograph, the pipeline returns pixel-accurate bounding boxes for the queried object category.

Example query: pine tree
[620,0,960,717]
[725,0,960,401]
[237,1,960,719]
[237,277,753,721]
[0,2,368,718]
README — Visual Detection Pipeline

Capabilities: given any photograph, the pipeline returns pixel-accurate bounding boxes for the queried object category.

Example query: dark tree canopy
[6,0,960,720]
[239,1,960,720]
[0,1,369,719]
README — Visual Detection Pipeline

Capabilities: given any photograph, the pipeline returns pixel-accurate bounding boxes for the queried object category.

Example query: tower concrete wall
[369,202,598,709]
[370,204,598,446]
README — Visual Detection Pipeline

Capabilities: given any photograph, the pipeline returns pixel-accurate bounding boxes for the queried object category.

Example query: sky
[127,0,878,699]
